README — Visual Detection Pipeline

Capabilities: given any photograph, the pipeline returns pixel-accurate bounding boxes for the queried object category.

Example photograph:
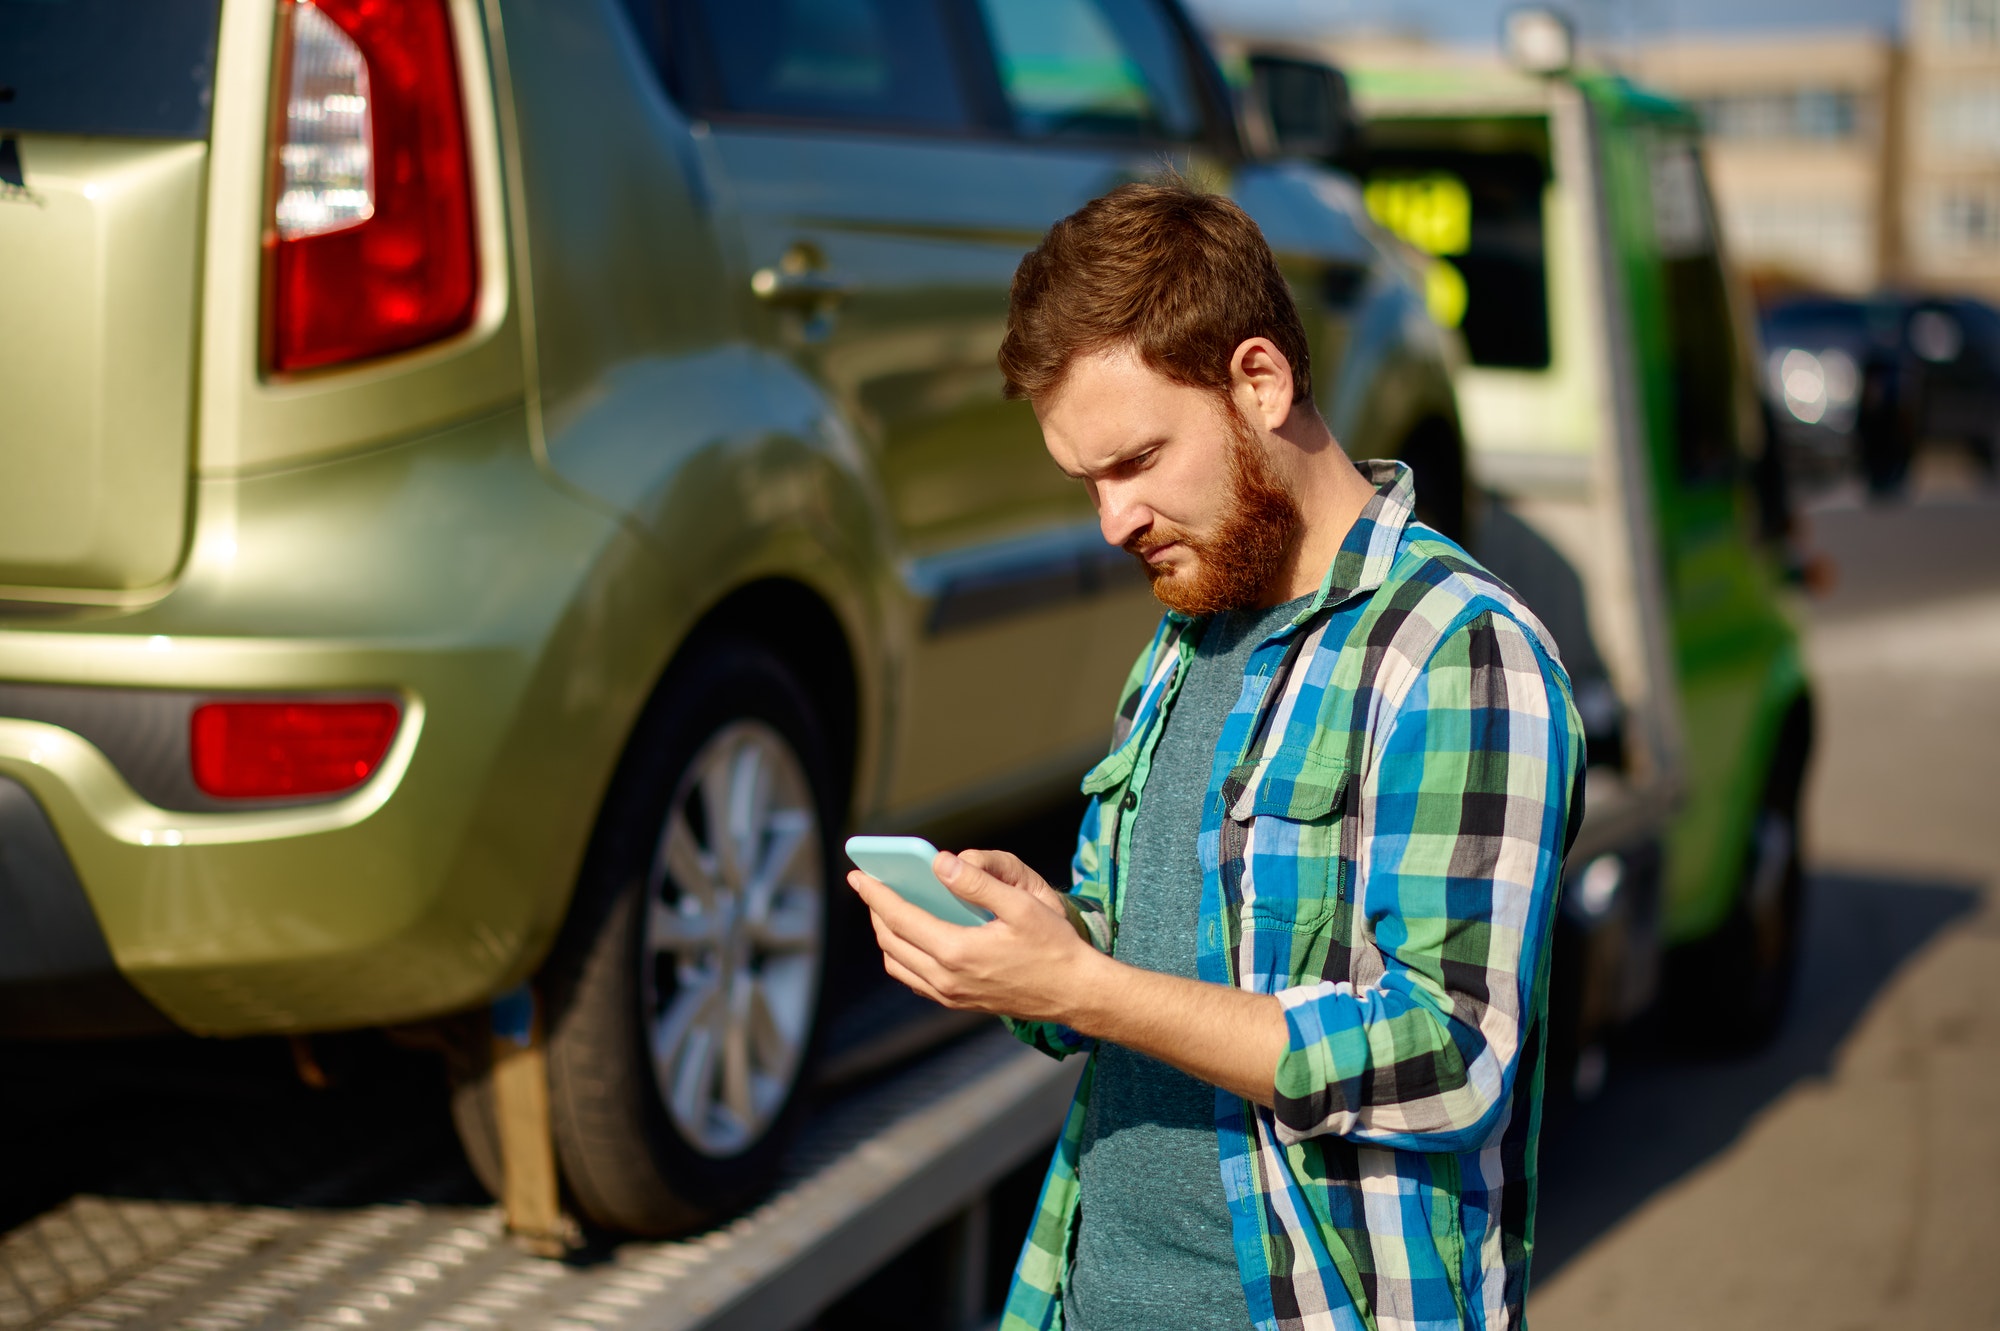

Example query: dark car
[1762,293,2000,495]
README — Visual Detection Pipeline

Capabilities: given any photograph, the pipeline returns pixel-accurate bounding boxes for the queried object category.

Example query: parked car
[0,0,1463,1232]
[1761,292,2000,496]
[1237,9,1818,1079]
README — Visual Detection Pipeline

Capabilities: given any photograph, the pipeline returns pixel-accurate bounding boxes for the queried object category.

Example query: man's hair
[999,176,1313,408]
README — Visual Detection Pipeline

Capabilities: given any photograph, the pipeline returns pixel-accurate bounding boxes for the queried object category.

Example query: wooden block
[490,989,567,1257]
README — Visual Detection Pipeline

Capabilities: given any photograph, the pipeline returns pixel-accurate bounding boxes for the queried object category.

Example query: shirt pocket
[1224,754,1350,930]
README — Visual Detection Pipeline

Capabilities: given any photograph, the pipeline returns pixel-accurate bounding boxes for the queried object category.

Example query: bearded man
[848,179,1586,1331]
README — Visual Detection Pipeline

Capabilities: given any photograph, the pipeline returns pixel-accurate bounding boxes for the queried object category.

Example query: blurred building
[1620,31,1898,296]
[1900,0,2000,301]
[1228,4,2000,304]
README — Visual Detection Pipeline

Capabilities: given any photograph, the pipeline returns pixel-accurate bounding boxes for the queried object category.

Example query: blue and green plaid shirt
[1002,461,1585,1331]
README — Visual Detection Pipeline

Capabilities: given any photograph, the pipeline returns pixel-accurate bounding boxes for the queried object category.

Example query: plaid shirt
[1001,462,1584,1331]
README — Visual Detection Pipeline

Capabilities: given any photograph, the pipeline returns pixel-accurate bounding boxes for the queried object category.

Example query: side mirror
[1248,54,1365,176]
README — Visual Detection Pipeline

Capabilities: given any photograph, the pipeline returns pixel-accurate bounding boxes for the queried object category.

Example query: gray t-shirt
[1063,592,1311,1331]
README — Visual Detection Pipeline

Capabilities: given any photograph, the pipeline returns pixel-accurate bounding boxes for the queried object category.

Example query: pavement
[1529,459,2000,1331]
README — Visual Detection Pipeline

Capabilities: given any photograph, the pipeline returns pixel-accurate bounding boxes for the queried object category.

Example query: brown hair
[999,176,1313,408]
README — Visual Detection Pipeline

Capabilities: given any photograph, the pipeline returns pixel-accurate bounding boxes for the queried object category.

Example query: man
[849,180,1584,1331]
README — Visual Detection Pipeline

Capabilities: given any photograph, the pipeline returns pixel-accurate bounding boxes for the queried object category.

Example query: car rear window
[973,0,1203,143]
[674,0,977,131]
[0,0,224,140]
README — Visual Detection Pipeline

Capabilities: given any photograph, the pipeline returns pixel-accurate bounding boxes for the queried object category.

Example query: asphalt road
[1529,458,2000,1330]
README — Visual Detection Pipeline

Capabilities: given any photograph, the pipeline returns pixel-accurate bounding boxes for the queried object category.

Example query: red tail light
[267,0,478,373]
[191,700,403,800]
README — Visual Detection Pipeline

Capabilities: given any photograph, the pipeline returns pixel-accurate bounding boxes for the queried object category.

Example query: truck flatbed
[2,1027,1076,1331]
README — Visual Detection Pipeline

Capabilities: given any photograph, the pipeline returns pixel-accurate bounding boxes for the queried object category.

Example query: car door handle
[750,265,855,309]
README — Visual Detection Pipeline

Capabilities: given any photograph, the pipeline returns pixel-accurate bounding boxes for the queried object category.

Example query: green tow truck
[1238,11,1816,1076]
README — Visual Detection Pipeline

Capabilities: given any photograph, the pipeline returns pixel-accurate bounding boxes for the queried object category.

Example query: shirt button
[1121,791,1138,810]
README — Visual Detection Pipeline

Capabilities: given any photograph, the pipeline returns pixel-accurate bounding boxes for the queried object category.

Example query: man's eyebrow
[1064,436,1165,481]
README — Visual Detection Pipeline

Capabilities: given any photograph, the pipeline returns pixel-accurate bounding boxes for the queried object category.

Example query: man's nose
[1096,484,1150,550]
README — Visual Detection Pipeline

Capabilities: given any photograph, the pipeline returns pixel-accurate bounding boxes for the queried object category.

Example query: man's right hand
[848,846,1098,1027]
[949,848,1070,918]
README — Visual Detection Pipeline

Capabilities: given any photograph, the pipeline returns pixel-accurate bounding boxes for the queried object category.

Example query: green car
[0,0,1463,1230]
[1306,13,1816,1069]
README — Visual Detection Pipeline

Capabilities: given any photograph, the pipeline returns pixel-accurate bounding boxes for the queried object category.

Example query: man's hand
[849,848,1290,1108]
[846,849,1100,1027]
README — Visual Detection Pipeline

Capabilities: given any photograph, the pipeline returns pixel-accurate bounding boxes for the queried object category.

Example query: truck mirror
[1249,55,1365,175]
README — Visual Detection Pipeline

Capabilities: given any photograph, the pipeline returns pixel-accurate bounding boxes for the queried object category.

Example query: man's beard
[1125,420,1303,617]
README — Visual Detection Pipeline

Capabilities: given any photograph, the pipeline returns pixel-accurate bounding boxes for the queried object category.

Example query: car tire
[539,640,838,1236]
[1667,773,1806,1053]
[1856,356,1915,499]
[442,1015,507,1202]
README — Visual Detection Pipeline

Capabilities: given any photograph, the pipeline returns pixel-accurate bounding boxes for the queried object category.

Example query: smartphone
[844,835,993,928]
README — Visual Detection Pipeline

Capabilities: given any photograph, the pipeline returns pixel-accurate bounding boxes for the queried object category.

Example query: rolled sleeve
[1271,610,1577,1152]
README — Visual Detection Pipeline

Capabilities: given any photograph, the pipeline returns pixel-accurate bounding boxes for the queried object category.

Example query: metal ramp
[2,1028,1077,1331]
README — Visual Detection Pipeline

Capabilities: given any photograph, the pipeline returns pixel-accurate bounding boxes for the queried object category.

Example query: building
[1900,0,2000,300]
[1619,31,1899,296]
[1226,6,2000,305]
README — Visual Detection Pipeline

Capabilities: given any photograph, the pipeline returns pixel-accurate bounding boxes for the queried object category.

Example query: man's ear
[1229,338,1296,433]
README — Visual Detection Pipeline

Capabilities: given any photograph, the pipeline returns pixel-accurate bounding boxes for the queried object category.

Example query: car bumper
[0,412,629,1036]
[0,649,543,1035]
[0,773,176,1038]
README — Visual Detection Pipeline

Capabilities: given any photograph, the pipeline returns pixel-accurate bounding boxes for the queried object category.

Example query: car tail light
[268,0,478,373]
[191,700,403,799]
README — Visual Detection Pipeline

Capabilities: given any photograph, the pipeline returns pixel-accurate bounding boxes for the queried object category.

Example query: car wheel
[1667,796,1804,1053]
[542,640,836,1235]
[1856,357,1915,499]
[443,1015,506,1202]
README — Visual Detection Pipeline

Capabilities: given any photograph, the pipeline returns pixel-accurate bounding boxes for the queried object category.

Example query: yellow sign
[1424,259,1468,328]
[1364,175,1472,257]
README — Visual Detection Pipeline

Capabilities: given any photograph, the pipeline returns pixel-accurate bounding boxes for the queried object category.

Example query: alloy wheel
[642,720,825,1157]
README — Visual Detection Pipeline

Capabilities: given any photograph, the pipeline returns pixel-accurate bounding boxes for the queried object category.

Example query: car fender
[465,344,898,955]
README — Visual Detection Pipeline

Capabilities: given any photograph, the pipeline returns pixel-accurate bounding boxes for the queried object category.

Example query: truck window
[1649,137,1743,488]
[0,0,223,140]
[1360,117,1552,370]
[672,0,976,131]
[971,0,1202,143]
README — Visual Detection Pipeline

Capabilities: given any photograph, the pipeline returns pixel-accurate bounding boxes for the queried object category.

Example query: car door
[660,0,1222,819]
[889,0,1238,810]
[1619,124,1788,939]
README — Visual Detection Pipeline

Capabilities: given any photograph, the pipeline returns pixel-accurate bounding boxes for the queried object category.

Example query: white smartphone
[844,835,993,928]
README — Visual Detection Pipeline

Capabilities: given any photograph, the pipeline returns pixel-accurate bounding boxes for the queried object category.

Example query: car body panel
[0,138,205,599]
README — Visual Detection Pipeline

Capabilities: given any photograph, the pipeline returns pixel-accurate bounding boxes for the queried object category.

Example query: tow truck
[1228,8,1817,1084]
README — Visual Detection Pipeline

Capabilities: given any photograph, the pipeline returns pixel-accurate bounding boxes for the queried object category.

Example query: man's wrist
[1051,943,1124,1039]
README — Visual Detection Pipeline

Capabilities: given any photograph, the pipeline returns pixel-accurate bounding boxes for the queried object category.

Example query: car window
[678,0,975,130]
[1649,136,1744,488]
[1361,117,1553,370]
[972,0,1202,143]
[0,0,223,139]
